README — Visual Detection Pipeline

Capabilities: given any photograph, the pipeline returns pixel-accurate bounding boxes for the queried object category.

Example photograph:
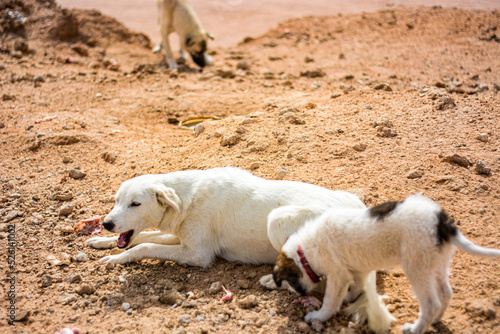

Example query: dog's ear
[154,186,181,214]
[205,31,215,40]
[186,36,195,47]
[273,251,301,288]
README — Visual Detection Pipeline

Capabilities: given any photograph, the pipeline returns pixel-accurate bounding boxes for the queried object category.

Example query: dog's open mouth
[117,230,134,248]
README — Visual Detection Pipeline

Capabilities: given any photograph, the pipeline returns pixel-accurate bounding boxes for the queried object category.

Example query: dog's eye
[130,202,141,207]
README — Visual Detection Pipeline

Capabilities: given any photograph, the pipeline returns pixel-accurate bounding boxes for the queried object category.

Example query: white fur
[281,194,500,334]
[87,167,392,331]
[156,0,213,68]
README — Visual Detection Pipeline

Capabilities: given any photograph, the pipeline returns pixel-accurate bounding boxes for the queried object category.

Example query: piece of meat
[73,216,103,235]
[220,285,233,302]
[34,115,58,124]
[292,295,322,309]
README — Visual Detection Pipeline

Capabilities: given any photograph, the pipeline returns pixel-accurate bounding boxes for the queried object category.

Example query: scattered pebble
[76,252,88,262]
[297,321,311,333]
[14,310,30,322]
[178,314,192,325]
[238,295,258,309]
[475,133,490,142]
[76,284,95,295]
[41,275,53,287]
[311,319,324,332]
[58,204,75,216]
[442,154,472,168]
[407,169,423,179]
[352,143,367,151]
[374,83,392,91]
[122,302,131,312]
[475,161,491,175]
[209,282,223,294]
[220,134,241,146]
[69,169,86,179]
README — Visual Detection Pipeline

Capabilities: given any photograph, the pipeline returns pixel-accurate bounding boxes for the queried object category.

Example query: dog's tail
[344,271,394,334]
[451,232,500,258]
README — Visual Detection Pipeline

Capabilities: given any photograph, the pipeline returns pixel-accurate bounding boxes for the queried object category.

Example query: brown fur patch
[273,251,305,294]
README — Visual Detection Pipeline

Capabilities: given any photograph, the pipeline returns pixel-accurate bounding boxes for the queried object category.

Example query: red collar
[297,245,322,283]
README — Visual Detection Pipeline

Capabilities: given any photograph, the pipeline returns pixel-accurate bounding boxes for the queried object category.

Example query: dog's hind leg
[432,261,453,324]
[401,265,442,334]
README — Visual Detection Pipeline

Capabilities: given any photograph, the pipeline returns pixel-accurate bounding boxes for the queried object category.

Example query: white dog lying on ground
[273,194,500,334]
[87,167,393,333]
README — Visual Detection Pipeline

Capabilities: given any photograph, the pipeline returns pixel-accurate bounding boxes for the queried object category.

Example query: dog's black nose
[191,52,206,68]
[102,221,114,231]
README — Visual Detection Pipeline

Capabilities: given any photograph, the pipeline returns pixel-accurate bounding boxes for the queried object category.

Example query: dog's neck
[297,245,323,283]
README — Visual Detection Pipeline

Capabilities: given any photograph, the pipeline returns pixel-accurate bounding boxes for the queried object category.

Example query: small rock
[436,96,456,110]
[297,321,311,333]
[159,290,182,305]
[122,302,131,312]
[237,279,250,289]
[178,314,192,325]
[41,275,53,287]
[72,44,89,56]
[300,69,325,78]
[62,156,73,164]
[407,169,423,179]
[209,282,223,294]
[305,55,314,63]
[216,68,236,79]
[69,169,86,179]
[331,92,342,99]
[76,252,88,262]
[236,61,250,70]
[275,167,289,180]
[238,295,258,309]
[181,300,198,308]
[311,319,324,332]
[53,191,73,201]
[101,152,117,164]
[3,210,19,222]
[443,154,471,168]
[248,162,260,170]
[2,94,15,101]
[475,161,491,175]
[61,294,77,305]
[193,124,205,137]
[220,134,241,146]
[476,133,490,142]
[14,310,30,322]
[465,300,496,319]
[376,126,397,137]
[66,274,82,284]
[58,204,75,216]
[374,83,393,91]
[353,143,367,152]
[340,327,356,334]
[76,284,95,295]
[34,74,45,83]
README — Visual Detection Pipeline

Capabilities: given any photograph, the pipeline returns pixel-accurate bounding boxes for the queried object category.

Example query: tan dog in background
[155,0,214,69]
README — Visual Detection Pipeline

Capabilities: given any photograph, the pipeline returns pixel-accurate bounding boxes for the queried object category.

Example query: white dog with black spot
[273,194,500,334]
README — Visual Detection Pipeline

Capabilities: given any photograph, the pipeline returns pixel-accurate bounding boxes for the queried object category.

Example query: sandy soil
[0,1,499,334]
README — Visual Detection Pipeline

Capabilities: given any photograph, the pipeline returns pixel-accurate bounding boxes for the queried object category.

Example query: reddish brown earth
[0,1,499,334]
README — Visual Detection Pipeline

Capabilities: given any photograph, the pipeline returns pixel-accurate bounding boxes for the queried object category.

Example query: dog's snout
[102,221,115,231]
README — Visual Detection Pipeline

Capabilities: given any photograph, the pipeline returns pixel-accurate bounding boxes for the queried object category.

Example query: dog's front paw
[259,274,278,289]
[87,236,117,249]
[304,310,329,323]
[99,253,129,265]
[401,322,417,334]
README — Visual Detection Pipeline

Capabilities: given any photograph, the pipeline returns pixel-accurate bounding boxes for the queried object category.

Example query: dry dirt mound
[0,5,499,334]
[0,0,150,58]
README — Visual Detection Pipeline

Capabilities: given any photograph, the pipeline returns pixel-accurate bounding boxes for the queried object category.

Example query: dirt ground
[1,1,499,333]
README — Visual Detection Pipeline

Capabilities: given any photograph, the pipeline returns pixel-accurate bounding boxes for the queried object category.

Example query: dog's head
[102,176,182,248]
[273,251,307,295]
[185,31,214,68]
